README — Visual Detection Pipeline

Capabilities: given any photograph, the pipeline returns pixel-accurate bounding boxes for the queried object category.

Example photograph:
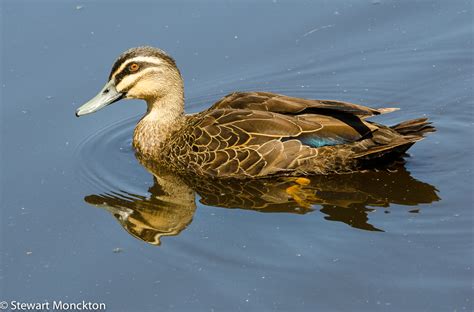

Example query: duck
[76,46,435,178]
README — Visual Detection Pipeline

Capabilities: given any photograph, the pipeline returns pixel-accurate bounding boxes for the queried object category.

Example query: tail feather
[353,118,435,165]
[391,118,436,137]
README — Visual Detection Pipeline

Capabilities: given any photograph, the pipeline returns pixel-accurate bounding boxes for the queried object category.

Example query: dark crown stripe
[108,46,177,80]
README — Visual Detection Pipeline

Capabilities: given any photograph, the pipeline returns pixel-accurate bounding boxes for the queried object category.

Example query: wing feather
[166,92,405,177]
[211,91,398,118]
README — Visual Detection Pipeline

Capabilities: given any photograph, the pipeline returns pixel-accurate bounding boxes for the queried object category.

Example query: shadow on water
[84,153,440,246]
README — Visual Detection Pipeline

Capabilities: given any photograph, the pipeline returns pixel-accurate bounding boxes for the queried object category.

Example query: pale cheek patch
[116,75,138,92]
[127,79,161,99]
[117,68,163,95]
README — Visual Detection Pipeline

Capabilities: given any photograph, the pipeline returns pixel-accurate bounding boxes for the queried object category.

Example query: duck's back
[160,92,434,178]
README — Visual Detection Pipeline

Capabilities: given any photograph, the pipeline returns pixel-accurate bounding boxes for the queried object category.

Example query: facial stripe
[113,61,162,87]
[108,46,176,81]
[109,56,163,80]
[115,67,162,92]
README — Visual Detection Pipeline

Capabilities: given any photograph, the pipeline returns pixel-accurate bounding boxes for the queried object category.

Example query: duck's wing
[177,108,378,177]
[210,91,398,119]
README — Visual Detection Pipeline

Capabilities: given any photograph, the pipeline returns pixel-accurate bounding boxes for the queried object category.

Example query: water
[1,1,473,311]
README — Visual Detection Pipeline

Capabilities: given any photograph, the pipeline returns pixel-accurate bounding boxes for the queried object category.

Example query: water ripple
[73,115,149,195]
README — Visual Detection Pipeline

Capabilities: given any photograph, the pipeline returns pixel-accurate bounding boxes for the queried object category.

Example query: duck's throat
[133,93,185,156]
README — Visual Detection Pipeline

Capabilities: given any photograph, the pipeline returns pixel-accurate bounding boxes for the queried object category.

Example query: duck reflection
[84,156,439,245]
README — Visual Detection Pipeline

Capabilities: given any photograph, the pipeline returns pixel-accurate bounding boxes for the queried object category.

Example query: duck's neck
[133,89,185,156]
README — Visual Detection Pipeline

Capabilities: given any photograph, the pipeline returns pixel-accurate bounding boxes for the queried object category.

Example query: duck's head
[76,46,182,117]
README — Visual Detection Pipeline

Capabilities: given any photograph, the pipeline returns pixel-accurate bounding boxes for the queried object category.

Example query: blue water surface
[1,1,473,311]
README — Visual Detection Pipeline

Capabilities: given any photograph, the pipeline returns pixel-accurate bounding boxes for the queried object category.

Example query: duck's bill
[75,80,124,117]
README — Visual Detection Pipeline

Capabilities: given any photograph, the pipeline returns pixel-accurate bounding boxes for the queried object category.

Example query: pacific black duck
[76,46,435,178]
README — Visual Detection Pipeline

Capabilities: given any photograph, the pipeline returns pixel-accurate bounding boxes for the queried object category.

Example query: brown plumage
[76,46,435,178]
[159,92,434,177]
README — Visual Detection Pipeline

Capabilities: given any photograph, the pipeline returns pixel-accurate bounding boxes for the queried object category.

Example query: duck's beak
[75,80,124,117]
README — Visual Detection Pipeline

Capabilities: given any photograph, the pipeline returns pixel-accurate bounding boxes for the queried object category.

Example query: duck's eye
[129,63,139,71]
